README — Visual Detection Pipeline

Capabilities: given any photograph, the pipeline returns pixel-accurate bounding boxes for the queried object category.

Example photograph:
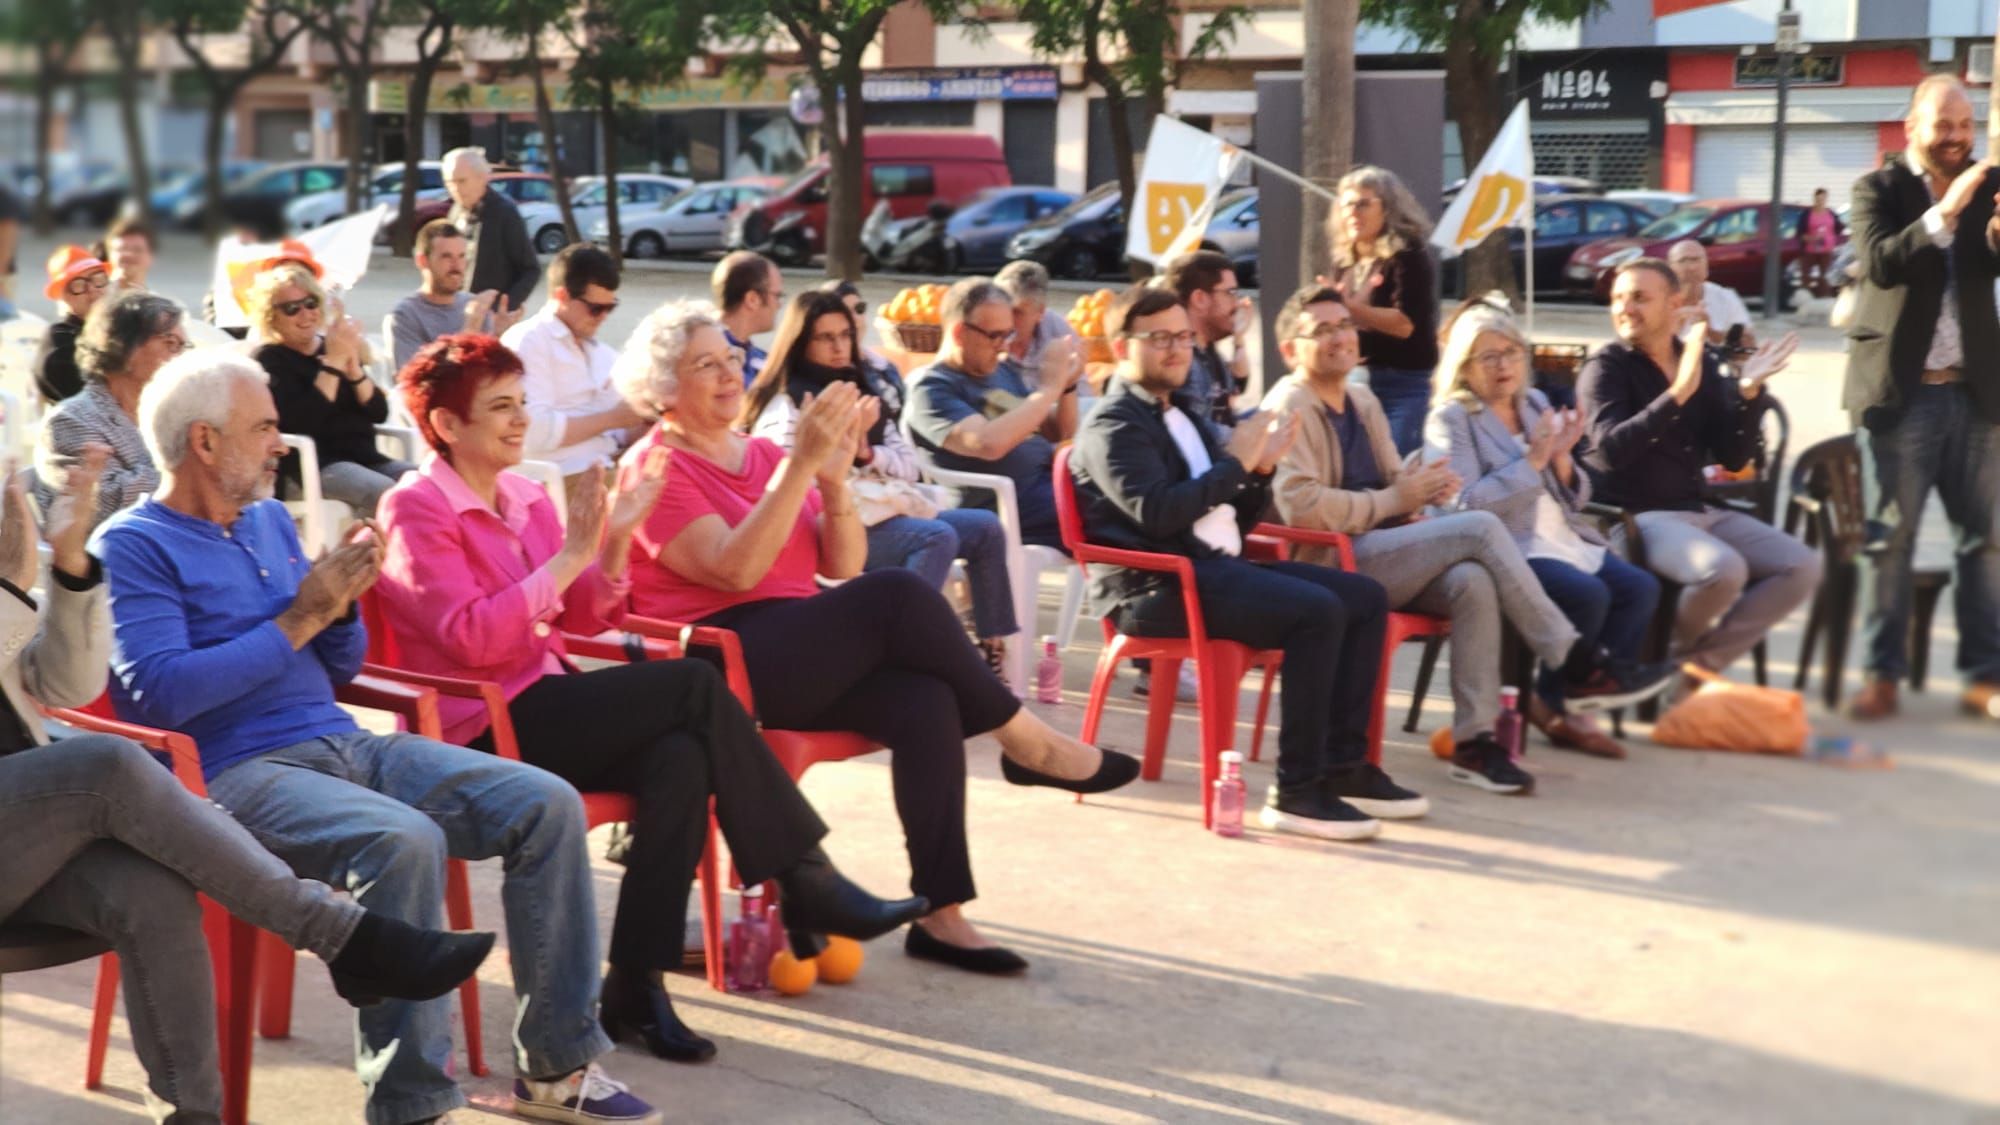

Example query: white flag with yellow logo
[1126,117,1245,266]
[1432,100,1533,259]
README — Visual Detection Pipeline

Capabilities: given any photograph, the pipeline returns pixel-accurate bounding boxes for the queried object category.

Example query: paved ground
[1,231,1995,1123]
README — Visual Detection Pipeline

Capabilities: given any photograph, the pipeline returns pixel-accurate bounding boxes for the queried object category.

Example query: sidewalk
[3,586,1995,1124]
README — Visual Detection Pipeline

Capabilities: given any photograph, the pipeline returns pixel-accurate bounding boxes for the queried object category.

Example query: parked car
[381,171,550,247]
[1564,199,1814,304]
[933,186,1075,271]
[150,160,266,219]
[1201,188,1260,287]
[522,173,691,254]
[192,161,349,234]
[1604,189,1698,218]
[287,161,446,231]
[591,178,772,259]
[1005,181,1125,279]
[1441,195,1656,298]
[1442,175,1600,206]
[729,130,1013,265]
[55,167,192,227]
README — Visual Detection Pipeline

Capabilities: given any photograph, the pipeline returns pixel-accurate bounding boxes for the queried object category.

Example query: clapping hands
[1734,331,1800,397]
[1526,408,1586,471]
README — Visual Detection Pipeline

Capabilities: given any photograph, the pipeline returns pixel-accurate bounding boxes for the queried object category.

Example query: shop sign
[1519,53,1663,119]
[1733,54,1843,88]
[369,75,790,115]
[860,67,1060,103]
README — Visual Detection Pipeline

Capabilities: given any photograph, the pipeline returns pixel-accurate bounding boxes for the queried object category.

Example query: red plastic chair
[353,592,731,993]
[47,673,442,1125]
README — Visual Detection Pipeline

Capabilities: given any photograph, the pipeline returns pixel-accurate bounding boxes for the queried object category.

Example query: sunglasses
[66,273,111,296]
[276,296,321,317]
[582,298,620,317]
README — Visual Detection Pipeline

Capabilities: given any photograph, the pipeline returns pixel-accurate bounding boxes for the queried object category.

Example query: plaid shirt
[32,381,158,527]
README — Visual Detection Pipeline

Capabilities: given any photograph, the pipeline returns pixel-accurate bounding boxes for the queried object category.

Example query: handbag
[848,471,949,526]
[1652,667,1808,755]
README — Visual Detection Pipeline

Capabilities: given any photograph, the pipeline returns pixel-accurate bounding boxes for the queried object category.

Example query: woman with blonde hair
[1423,298,1662,758]
[246,262,414,515]
[1324,165,1439,456]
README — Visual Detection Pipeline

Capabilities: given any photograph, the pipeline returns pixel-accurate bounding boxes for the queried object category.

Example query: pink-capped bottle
[726,886,771,993]
[1035,635,1063,704]
[1496,686,1525,760]
[1213,750,1247,837]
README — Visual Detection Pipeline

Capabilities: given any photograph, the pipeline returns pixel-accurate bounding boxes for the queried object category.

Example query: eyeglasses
[763,287,786,305]
[66,273,111,297]
[687,352,741,381]
[581,298,620,318]
[1125,330,1199,351]
[962,323,1016,347]
[1292,323,1356,345]
[153,332,190,355]
[275,296,321,317]
[810,330,856,348]
[1210,285,1240,301]
[1471,346,1526,371]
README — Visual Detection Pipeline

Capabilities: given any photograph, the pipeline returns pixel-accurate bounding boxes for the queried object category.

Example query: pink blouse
[375,456,629,744]
[622,428,824,623]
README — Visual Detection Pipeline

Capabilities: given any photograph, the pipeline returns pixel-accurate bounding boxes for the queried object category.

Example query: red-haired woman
[371,334,926,1062]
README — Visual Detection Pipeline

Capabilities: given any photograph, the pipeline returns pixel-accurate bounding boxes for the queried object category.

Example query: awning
[1665,86,1987,126]
[1167,89,1259,116]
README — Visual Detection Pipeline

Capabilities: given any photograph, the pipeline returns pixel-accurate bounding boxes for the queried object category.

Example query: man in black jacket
[1069,285,1424,841]
[1842,75,2000,721]
[443,147,539,312]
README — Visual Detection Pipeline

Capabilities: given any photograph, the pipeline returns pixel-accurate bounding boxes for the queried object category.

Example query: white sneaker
[514,1062,661,1124]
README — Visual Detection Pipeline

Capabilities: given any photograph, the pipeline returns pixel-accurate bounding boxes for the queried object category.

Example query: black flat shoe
[599,967,717,1063]
[326,913,494,1007]
[1000,748,1141,794]
[776,848,930,953]
[904,923,1029,975]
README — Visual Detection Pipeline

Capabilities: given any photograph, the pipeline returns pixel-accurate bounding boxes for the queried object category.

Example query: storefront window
[732,112,812,179]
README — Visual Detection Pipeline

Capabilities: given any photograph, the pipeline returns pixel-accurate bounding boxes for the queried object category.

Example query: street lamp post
[1762,1,1801,316]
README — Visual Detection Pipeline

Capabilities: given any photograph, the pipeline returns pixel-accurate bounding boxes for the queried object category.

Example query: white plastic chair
[507,458,568,526]
[914,449,1088,696]
[281,425,422,555]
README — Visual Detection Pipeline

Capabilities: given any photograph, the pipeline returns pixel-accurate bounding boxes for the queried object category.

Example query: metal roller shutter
[1692,124,1878,208]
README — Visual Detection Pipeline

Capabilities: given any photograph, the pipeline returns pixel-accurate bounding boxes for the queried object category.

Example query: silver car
[523,173,693,254]
[592,180,774,259]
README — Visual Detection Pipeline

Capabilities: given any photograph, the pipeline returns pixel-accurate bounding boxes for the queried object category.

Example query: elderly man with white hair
[443,146,540,312]
[89,348,662,1125]
[1665,239,1752,347]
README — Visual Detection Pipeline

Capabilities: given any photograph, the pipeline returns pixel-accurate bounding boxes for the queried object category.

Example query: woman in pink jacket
[371,334,926,1064]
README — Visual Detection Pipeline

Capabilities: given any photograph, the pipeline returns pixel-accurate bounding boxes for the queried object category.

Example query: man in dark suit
[443,147,539,312]
[1843,74,2000,721]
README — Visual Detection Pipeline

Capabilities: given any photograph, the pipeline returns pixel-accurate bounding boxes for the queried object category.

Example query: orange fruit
[815,936,864,984]
[768,949,817,995]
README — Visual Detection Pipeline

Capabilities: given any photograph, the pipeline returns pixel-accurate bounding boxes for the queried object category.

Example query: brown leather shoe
[1962,682,2000,720]
[1525,695,1627,759]
[1846,678,1899,721]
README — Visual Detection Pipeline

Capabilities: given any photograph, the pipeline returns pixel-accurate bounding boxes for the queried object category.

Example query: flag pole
[1223,144,1343,205]
[1523,210,1536,342]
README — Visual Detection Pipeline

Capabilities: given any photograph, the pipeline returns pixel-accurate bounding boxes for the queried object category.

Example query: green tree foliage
[2,0,91,229]
[158,0,309,236]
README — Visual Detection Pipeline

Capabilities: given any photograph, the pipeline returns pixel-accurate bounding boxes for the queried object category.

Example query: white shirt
[1700,282,1751,335]
[1512,434,1605,572]
[1162,405,1242,557]
[502,305,627,475]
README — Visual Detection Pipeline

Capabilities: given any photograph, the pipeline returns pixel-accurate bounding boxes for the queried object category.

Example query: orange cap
[258,239,325,279]
[45,245,109,301]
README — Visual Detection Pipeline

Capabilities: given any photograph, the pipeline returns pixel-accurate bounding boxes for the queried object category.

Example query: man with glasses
[35,245,114,405]
[1165,249,1255,436]
[1070,285,1425,839]
[903,277,1082,548]
[1264,285,1673,796]
[501,243,646,489]
[713,250,784,384]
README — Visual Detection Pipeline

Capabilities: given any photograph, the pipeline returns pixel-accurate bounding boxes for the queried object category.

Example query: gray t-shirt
[387,291,471,370]
[902,358,1058,538]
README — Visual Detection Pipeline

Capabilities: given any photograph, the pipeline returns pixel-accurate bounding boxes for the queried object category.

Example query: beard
[219,451,277,505]
[1921,137,1973,179]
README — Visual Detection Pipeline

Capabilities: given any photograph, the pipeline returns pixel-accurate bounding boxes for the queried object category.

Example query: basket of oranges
[881,284,950,353]
[1066,288,1119,365]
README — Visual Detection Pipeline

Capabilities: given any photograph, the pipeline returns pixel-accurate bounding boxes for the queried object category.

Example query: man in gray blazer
[1843,75,2000,721]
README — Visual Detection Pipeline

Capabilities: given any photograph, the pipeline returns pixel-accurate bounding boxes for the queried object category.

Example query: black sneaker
[1257,781,1381,841]
[1448,735,1536,795]
[1563,657,1678,714]
[1324,762,1430,820]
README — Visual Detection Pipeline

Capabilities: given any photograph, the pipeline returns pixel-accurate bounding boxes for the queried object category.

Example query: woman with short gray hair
[1327,164,1440,455]
[32,289,186,525]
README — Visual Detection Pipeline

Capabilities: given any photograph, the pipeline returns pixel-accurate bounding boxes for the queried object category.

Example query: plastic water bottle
[726,886,771,993]
[1035,635,1063,704]
[1213,750,1247,838]
[1495,686,1525,760]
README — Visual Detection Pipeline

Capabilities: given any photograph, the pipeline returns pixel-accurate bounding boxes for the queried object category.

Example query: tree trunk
[1445,32,1513,302]
[32,43,61,233]
[342,57,373,214]
[395,19,452,258]
[823,67,866,281]
[598,87,622,267]
[1300,0,1355,282]
[526,29,578,245]
[109,27,154,224]
[202,90,230,239]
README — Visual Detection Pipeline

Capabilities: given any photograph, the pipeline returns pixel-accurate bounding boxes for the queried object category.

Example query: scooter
[880,200,956,275]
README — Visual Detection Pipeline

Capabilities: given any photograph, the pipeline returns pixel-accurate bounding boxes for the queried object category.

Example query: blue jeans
[1357,365,1433,457]
[1862,383,2000,684]
[1528,553,1661,710]
[205,730,607,1125]
[865,509,1019,638]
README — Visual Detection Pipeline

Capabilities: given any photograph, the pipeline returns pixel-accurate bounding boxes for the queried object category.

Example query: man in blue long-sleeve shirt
[90,351,661,1125]
[1576,258,1820,679]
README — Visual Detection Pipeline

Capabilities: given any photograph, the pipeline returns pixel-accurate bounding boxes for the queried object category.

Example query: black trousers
[482,659,827,972]
[1114,559,1389,790]
[702,569,1021,908]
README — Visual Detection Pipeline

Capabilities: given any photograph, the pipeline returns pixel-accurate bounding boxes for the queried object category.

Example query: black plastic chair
[1786,435,1951,707]
[0,923,112,1067]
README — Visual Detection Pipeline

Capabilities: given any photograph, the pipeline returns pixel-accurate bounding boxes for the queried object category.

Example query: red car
[379,171,550,246]
[1563,199,1814,304]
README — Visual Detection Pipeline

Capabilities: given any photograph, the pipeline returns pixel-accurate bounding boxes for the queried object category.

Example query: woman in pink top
[612,299,1139,977]
[1800,187,1843,298]
[372,334,927,1062]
